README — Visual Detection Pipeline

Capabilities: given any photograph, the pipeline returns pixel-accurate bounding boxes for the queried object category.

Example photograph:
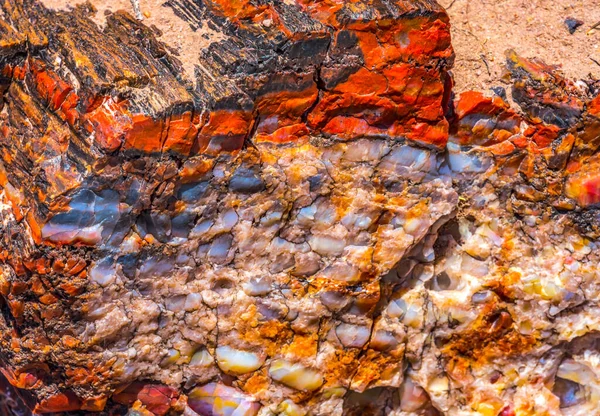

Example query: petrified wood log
[0,0,599,415]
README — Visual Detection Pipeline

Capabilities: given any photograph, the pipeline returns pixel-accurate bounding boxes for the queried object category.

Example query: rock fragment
[0,0,600,415]
[565,17,584,34]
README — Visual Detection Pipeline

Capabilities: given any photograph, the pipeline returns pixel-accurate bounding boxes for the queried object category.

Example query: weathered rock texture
[0,0,599,415]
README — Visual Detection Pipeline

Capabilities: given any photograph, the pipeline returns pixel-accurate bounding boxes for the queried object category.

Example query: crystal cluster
[0,0,599,415]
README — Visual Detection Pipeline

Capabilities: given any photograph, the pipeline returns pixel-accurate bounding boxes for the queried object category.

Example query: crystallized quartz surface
[0,0,600,415]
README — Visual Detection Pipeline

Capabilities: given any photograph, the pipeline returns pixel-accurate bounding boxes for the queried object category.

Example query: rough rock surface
[0,0,599,415]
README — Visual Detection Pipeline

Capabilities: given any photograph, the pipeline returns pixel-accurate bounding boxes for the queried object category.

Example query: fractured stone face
[0,0,600,415]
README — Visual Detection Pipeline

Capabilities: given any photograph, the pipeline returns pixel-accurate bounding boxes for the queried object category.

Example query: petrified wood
[0,0,599,415]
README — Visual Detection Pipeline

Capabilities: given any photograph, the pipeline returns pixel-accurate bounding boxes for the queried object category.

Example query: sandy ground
[441,0,600,93]
[42,0,600,94]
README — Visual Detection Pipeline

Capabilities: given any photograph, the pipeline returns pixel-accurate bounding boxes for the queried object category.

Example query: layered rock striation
[0,0,599,415]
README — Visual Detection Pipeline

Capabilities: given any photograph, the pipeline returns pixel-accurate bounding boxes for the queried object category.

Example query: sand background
[442,0,600,92]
